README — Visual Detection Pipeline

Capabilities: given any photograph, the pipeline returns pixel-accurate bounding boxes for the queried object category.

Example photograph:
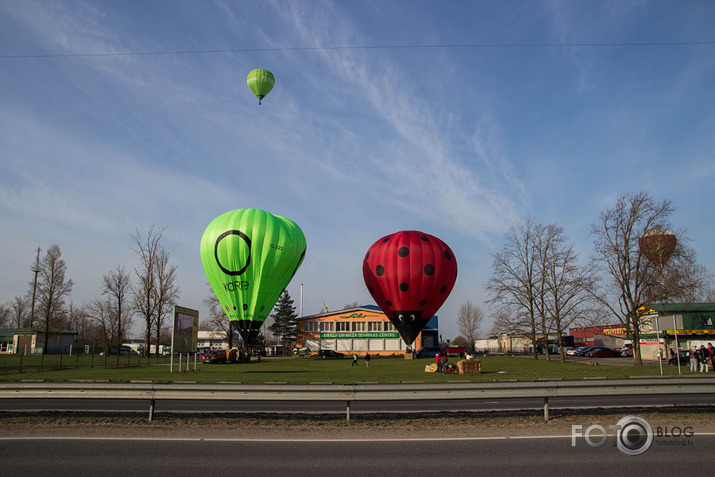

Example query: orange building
[296,305,439,356]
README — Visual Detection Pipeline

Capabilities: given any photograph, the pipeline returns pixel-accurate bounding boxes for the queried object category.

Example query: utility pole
[29,247,40,328]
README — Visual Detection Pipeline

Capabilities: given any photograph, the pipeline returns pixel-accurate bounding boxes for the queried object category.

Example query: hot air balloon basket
[457,359,481,374]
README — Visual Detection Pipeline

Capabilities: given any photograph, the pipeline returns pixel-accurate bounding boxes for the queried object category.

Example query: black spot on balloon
[421,236,429,242]
[368,285,373,294]
[382,237,391,243]
[400,282,409,292]
[440,285,448,293]
[424,264,434,276]
[386,300,392,306]
[444,250,452,260]
[364,251,370,261]
[398,247,409,257]
[376,265,384,276]
[419,300,426,306]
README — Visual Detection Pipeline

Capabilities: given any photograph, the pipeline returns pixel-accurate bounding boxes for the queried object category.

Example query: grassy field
[0,354,696,384]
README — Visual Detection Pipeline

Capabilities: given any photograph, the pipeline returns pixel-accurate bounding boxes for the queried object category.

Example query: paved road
[1,434,713,476]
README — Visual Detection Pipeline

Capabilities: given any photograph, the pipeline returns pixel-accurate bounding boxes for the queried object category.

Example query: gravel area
[1,408,713,439]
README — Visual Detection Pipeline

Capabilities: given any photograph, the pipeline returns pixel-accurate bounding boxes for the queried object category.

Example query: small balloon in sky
[200,208,306,345]
[246,68,275,105]
[363,230,458,346]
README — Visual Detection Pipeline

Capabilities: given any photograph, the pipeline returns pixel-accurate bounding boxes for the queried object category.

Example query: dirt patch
[1,408,713,439]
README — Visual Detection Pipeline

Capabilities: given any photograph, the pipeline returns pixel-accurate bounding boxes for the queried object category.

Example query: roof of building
[649,303,715,314]
[297,305,382,320]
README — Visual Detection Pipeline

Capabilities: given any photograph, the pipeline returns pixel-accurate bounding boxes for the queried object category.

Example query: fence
[0,352,171,375]
[1,377,712,422]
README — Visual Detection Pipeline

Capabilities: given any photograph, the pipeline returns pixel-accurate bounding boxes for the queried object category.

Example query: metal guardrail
[1,377,713,422]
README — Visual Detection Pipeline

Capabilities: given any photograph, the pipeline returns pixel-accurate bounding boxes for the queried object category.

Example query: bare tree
[102,265,132,357]
[202,287,234,348]
[64,302,91,347]
[153,248,180,357]
[35,245,74,354]
[8,296,30,328]
[0,304,10,328]
[589,191,710,365]
[537,226,597,361]
[457,301,484,352]
[131,225,179,356]
[486,219,541,359]
[86,297,117,352]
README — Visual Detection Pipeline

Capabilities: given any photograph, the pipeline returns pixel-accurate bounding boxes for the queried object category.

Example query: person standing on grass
[700,345,710,373]
[365,352,371,368]
[690,346,699,372]
[352,353,359,367]
[435,352,442,372]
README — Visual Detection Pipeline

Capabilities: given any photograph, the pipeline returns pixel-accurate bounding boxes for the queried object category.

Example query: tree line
[0,225,180,356]
[457,190,712,365]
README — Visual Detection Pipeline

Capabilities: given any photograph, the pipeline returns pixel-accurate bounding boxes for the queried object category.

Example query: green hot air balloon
[200,208,306,345]
[246,68,275,105]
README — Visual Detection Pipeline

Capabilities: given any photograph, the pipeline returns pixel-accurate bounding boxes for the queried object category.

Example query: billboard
[171,305,199,354]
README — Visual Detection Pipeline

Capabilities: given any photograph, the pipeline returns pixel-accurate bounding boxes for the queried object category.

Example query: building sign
[664,330,715,335]
[320,332,399,339]
[603,327,627,335]
[338,313,368,319]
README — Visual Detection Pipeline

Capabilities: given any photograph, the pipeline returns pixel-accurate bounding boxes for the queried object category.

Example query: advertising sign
[171,305,199,353]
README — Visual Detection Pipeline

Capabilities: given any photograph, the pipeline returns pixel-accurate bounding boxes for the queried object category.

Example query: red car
[585,347,618,358]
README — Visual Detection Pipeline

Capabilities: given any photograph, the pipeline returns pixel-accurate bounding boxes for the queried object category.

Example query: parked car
[292,347,311,357]
[318,350,344,359]
[566,347,588,356]
[201,349,237,364]
[585,347,618,358]
[445,346,467,357]
[572,347,597,357]
[201,350,227,364]
[415,346,441,358]
[620,344,634,357]
[668,349,690,365]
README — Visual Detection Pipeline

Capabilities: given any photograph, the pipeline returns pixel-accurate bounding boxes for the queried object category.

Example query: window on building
[337,322,350,332]
[353,322,366,332]
[702,316,713,327]
[304,321,318,332]
[319,322,335,332]
[385,322,396,332]
[368,321,382,332]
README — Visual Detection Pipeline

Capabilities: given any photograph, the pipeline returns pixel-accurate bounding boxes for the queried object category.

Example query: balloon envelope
[246,68,275,104]
[639,228,677,270]
[200,208,306,344]
[362,230,457,346]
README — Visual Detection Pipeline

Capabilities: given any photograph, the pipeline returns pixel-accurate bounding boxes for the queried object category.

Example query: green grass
[0,355,696,384]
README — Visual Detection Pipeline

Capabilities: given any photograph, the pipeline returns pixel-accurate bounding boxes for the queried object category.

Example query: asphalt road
[1,434,713,476]
[0,393,711,415]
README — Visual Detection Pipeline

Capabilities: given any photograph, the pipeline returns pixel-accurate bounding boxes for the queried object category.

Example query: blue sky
[1,0,713,339]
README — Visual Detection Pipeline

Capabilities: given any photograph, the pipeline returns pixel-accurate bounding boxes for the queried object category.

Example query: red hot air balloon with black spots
[363,230,458,346]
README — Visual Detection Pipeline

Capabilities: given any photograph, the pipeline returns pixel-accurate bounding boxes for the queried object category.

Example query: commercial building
[295,305,438,356]
[0,328,77,355]
[568,303,715,360]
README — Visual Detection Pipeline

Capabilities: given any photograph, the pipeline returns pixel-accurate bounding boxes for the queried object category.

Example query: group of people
[351,352,370,367]
[689,343,713,372]
[434,352,449,372]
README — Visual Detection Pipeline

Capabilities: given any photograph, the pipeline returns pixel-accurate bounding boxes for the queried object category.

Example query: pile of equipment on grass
[424,359,481,374]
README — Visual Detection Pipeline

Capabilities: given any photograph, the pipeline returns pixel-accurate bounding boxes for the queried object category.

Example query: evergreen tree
[268,290,298,352]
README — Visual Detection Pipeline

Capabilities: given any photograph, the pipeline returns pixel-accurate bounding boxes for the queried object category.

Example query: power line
[1,40,714,59]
